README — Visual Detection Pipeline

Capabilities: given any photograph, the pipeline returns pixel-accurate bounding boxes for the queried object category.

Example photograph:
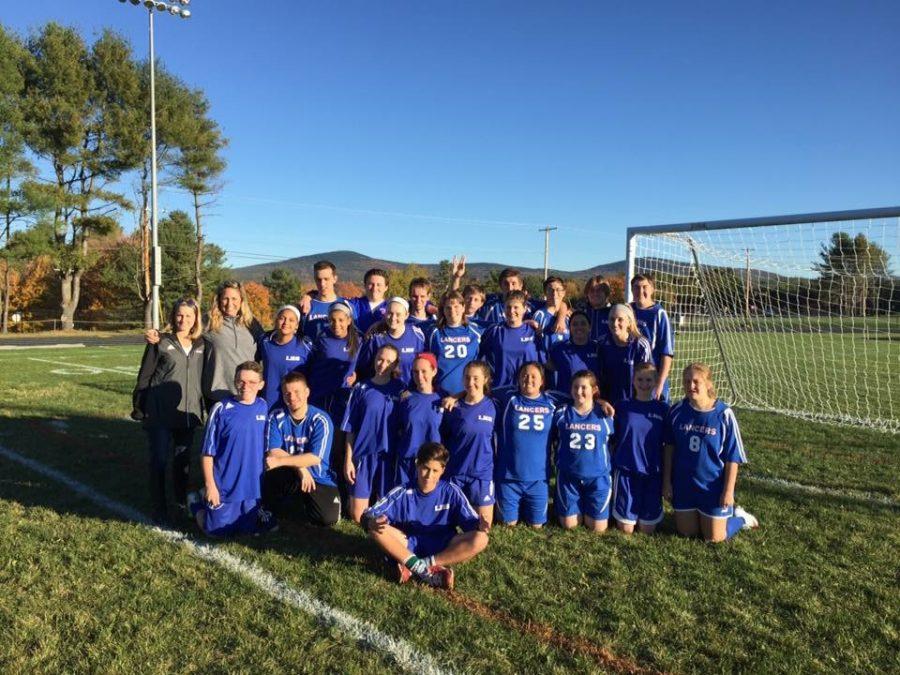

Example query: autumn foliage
[243,281,272,328]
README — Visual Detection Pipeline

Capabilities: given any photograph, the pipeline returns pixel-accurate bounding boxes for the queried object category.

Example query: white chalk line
[745,474,898,507]
[26,356,136,376]
[0,343,86,351]
[0,444,451,675]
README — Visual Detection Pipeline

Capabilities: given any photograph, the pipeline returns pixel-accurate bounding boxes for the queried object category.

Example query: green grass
[1,346,898,673]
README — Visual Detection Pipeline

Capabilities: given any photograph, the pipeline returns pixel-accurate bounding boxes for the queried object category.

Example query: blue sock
[725,516,744,540]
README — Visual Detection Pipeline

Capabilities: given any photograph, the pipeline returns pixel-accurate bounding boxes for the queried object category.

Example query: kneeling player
[189,362,271,537]
[364,442,489,590]
[263,372,341,527]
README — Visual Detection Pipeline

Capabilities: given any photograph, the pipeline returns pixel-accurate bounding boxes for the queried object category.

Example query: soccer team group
[133,258,758,590]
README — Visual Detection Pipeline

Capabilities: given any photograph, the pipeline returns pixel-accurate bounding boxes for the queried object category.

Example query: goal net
[626,208,899,433]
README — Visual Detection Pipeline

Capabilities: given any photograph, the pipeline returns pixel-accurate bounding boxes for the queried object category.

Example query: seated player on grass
[188,361,275,536]
[364,441,489,590]
[263,371,340,527]
[663,363,758,543]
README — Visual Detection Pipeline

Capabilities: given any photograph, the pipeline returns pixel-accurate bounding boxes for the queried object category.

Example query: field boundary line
[26,356,136,375]
[745,474,898,507]
[0,444,451,675]
[0,343,86,351]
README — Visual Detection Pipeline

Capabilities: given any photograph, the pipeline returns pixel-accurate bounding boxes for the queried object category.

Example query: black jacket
[132,333,206,430]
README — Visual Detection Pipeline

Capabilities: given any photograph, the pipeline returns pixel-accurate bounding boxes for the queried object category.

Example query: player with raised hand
[531,276,571,354]
[342,344,405,522]
[440,360,498,527]
[611,362,668,534]
[356,297,426,386]
[477,290,543,388]
[132,298,206,525]
[552,370,615,533]
[256,305,312,408]
[427,290,482,395]
[663,363,758,543]
[395,353,444,486]
[597,303,652,404]
[630,274,674,401]
[364,442,489,590]
[547,310,600,396]
[263,371,340,527]
[301,260,346,341]
[583,276,612,342]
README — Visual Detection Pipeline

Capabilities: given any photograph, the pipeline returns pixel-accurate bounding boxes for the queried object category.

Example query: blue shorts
[202,498,260,537]
[350,453,393,501]
[672,481,733,519]
[496,479,548,525]
[450,475,495,507]
[406,531,456,557]
[555,474,611,520]
[612,470,663,526]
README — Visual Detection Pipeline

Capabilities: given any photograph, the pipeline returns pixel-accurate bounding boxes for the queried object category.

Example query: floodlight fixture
[179,9,190,18]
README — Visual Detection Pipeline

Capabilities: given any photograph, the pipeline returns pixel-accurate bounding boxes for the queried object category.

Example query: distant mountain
[232,250,626,283]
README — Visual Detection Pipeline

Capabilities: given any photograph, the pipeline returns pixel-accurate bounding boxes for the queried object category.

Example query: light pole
[538,226,558,280]
[117,0,191,329]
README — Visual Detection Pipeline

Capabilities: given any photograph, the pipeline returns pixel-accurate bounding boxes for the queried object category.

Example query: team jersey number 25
[518,414,545,431]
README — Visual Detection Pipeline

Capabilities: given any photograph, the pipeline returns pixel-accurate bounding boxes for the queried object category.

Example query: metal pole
[625,228,637,303]
[539,226,557,279]
[744,247,751,321]
[149,7,161,330]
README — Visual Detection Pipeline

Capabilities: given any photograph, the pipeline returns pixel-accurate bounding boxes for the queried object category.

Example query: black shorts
[262,466,341,526]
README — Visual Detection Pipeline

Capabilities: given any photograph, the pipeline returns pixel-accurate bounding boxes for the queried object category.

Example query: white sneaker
[734,506,759,530]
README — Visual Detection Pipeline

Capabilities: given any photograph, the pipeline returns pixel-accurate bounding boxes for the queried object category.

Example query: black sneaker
[256,507,279,535]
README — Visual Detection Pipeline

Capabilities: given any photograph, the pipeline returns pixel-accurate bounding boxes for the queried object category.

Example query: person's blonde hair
[209,280,256,332]
[682,362,717,399]
[608,303,642,341]
[167,298,203,340]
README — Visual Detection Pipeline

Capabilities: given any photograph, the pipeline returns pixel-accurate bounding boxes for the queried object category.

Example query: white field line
[0,444,451,675]
[744,474,898,507]
[26,356,136,375]
[0,343,86,351]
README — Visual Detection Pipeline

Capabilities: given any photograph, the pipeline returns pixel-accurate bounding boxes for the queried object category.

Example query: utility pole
[539,226,558,280]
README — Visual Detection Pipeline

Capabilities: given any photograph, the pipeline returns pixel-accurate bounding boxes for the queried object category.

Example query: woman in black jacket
[132,298,206,524]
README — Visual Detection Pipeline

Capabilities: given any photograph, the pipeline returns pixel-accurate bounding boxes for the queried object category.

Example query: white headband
[277,305,302,323]
[388,296,410,312]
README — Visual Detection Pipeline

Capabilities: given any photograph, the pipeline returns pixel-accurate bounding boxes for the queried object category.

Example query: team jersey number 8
[518,414,545,431]
[689,435,702,452]
[443,344,468,359]
[569,432,596,450]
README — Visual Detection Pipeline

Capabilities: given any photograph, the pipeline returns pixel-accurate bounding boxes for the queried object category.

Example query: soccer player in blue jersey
[494,362,559,528]
[612,362,668,534]
[256,305,312,408]
[478,291,543,388]
[552,370,615,533]
[407,277,437,331]
[583,276,612,342]
[348,268,390,333]
[395,353,443,486]
[663,363,758,543]
[301,260,346,341]
[547,310,600,396]
[427,290,482,395]
[478,268,533,325]
[630,274,675,401]
[597,304,653,404]
[440,361,498,526]
[356,297,426,386]
[365,442,489,590]
[307,302,359,426]
[462,284,487,328]
[263,371,340,527]
[189,362,271,537]
[342,344,405,522]
[531,276,570,354]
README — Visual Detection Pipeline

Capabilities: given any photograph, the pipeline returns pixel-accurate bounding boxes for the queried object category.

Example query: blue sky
[6,1,899,273]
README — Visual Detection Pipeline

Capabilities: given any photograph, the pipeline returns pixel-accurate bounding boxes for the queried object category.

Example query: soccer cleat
[426,565,454,590]
[734,506,759,530]
[256,507,279,535]
[396,563,412,584]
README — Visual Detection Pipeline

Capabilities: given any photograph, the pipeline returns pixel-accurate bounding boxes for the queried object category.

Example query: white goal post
[624,207,900,433]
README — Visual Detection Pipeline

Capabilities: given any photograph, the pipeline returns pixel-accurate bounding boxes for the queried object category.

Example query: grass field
[1,345,898,673]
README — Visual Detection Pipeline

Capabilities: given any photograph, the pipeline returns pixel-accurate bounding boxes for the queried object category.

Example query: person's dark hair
[543,276,564,291]
[281,371,309,388]
[462,283,485,298]
[504,290,528,306]
[409,277,431,293]
[313,260,337,274]
[436,290,467,329]
[499,268,522,283]
[416,441,450,466]
[570,309,591,325]
[630,273,655,288]
[571,369,598,389]
[463,360,492,396]
[235,361,264,378]
[364,268,389,285]
[328,303,360,357]
[516,361,546,392]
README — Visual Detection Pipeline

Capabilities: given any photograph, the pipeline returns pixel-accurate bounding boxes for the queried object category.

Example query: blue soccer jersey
[341,379,405,459]
[588,305,612,342]
[596,335,652,404]
[265,404,336,487]
[548,339,600,396]
[665,399,747,492]
[307,331,358,415]
[427,323,482,395]
[202,397,268,502]
[612,398,668,475]
[531,306,570,354]
[348,296,387,333]
[356,324,426,386]
[631,302,675,366]
[302,296,347,341]
[396,391,443,469]
[364,480,479,537]
[494,387,558,482]
[477,294,536,326]
[552,404,614,480]
[255,333,312,407]
[441,396,497,480]
[478,323,543,388]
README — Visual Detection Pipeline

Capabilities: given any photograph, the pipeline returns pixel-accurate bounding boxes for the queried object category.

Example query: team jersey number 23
[569,432,596,450]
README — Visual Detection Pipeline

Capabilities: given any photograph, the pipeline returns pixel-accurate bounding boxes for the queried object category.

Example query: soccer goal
[625,207,900,433]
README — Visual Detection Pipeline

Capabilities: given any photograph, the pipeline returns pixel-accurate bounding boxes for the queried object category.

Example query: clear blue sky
[6,1,900,272]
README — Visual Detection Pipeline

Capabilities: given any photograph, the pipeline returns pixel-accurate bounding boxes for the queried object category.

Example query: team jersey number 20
[443,344,469,359]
